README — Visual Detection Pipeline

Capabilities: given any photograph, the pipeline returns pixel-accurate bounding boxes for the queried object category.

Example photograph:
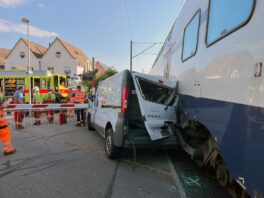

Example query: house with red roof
[5,38,47,71]
[41,37,92,76]
[0,48,11,70]
[3,37,108,77]
[95,60,108,74]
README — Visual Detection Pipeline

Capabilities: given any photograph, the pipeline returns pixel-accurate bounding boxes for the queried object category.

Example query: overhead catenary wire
[143,52,159,56]
[122,0,133,40]
[132,43,158,59]
[133,42,163,45]
[132,41,163,72]
[149,0,185,70]
[161,0,186,43]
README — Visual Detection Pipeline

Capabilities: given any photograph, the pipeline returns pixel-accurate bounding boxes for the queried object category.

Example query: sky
[0,0,184,72]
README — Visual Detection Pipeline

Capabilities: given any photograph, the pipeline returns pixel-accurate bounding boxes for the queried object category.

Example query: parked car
[87,70,178,158]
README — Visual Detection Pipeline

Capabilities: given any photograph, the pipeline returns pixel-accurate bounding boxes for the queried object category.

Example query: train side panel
[150,0,264,196]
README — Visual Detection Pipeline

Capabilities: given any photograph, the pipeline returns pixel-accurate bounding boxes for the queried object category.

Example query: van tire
[105,128,120,159]
[87,114,94,130]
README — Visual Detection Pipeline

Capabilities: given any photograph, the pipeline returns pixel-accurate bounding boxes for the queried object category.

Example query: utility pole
[129,41,162,72]
[92,57,95,71]
[130,40,133,71]
[21,18,32,104]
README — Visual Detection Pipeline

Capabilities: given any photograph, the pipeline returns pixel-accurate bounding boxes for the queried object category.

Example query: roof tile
[0,48,11,58]
[22,38,47,58]
[56,38,88,67]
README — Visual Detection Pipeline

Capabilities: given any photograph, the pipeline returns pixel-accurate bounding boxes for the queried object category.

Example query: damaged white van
[87,70,178,158]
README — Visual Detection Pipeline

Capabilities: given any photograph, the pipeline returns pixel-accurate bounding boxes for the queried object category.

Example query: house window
[56,51,61,58]
[20,52,25,58]
[182,10,200,62]
[206,0,255,46]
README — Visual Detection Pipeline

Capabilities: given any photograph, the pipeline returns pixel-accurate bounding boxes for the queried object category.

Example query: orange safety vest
[74,91,85,103]
[0,107,8,127]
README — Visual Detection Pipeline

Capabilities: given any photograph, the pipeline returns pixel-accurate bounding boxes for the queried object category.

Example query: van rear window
[137,78,175,106]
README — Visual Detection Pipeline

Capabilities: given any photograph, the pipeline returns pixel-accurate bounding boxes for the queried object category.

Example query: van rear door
[131,73,177,140]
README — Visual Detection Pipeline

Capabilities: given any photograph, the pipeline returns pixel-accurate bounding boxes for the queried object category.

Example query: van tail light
[122,86,129,112]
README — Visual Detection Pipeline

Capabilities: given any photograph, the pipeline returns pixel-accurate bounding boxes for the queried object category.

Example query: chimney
[49,42,51,47]
[92,57,95,71]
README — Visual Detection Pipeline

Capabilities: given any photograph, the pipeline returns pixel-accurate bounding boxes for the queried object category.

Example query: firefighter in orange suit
[43,87,56,124]
[13,86,25,129]
[0,98,16,155]
[67,88,75,117]
[73,86,86,127]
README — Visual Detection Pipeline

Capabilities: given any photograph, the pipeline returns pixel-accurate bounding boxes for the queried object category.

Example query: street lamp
[21,18,32,104]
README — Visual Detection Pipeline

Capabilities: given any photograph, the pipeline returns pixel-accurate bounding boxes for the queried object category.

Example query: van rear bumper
[123,135,179,149]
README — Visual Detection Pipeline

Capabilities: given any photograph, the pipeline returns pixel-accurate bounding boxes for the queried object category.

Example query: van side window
[182,10,200,62]
[97,80,121,107]
[97,84,105,107]
[206,0,255,46]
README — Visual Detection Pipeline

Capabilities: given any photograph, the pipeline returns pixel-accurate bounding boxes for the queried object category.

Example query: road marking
[166,153,187,198]
[184,176,202,187]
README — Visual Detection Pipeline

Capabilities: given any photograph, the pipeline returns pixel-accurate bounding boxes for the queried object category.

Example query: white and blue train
[150,0,263,197]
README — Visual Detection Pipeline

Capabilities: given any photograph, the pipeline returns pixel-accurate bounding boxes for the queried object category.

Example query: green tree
[82,67,118,90]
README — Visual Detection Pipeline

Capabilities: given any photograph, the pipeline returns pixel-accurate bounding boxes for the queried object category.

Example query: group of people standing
[31,85,87,126]
[0,85,87,156]
[11,86,56,127]
[27,85,87,127]
[32,86,56,125]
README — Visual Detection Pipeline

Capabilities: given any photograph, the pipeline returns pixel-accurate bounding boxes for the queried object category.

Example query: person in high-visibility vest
[0,87,4,101]
[73,86,86,127]
[67,88,75,117]
[43,87,56,124]
[13,86,25,129]
[33,86,41,125]
[0,97,16,155]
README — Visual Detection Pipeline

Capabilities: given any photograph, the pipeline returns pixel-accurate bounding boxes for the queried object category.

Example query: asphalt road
[0,116,231,198]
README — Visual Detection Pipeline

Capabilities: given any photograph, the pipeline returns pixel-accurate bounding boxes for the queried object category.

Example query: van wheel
[87,115,94,130]
[105,128,120,159]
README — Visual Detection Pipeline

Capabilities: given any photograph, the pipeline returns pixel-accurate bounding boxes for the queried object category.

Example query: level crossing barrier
[5,103,88,112]
[4,103,89,128]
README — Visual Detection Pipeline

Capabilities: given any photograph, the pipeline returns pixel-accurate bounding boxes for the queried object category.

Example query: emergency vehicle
[0,71,69,103]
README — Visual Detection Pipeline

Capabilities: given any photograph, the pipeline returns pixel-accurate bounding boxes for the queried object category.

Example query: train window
[206,0,255,46]
[182,10,200,62]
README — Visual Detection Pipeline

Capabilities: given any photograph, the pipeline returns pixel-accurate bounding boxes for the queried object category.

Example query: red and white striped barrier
[5,103,88,112]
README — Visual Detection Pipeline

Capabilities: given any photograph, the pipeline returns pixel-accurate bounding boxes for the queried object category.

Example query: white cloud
[0,19,58,38]
[37,2,45,10]
[0,0,28,8]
